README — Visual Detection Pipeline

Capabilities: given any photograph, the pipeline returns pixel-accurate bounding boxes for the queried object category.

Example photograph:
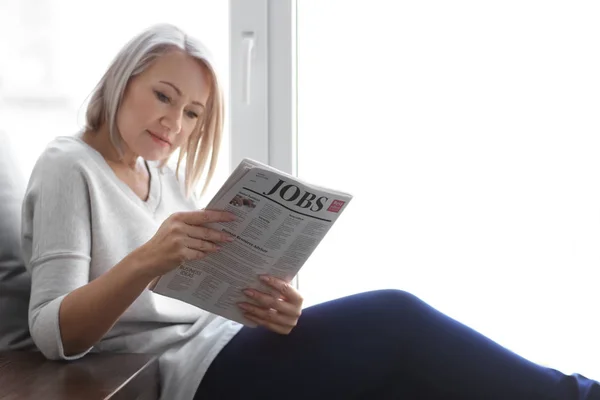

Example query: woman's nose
[160,109,182,134]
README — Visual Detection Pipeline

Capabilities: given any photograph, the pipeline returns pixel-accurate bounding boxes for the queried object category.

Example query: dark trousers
[195,289,600,399]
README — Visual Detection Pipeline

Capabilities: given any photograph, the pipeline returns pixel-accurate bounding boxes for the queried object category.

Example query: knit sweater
[21,135,242,400]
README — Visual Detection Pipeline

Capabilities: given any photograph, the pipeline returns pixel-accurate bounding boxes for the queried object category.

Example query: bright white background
[295,0,600,379]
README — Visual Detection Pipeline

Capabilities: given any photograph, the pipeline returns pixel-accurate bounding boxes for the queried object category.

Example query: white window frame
[229,0,296,175]
[230,0,297,286]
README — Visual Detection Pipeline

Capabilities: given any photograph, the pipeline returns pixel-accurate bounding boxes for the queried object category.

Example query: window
[292,0,600,379]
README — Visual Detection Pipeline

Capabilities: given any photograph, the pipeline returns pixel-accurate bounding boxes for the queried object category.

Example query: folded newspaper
[151,158,352,326]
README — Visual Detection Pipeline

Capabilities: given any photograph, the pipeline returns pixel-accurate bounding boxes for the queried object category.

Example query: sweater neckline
[68,134,162,214]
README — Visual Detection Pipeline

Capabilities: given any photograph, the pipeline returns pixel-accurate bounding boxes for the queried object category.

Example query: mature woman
[21,23,600,400]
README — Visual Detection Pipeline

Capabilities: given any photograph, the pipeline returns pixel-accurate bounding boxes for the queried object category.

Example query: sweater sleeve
[21,149,93,360]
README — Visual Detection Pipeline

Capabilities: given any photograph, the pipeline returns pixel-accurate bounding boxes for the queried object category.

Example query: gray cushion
[0,131,34,351]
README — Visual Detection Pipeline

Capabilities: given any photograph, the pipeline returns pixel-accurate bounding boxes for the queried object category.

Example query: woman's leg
[195,289,600,400]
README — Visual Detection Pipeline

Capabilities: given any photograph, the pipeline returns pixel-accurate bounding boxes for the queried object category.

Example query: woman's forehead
[144,50,210,105]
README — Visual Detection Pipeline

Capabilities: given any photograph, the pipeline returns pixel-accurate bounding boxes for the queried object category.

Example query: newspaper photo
[151,158,352,326]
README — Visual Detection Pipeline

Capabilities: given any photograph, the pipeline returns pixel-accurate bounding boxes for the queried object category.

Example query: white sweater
[21,135,242,400]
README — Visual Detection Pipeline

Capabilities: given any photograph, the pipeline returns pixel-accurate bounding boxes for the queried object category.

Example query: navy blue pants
[195,290,600,399]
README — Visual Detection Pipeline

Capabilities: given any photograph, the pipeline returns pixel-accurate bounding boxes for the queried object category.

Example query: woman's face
[116,49,211,161]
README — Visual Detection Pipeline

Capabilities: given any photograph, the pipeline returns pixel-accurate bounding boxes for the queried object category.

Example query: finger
[238,302,299,327]
[183,236,221,253]
[184,224,235,243]
[147,276,160,290]
[181,247,206,261]
[258,276,304,306]
[174,210,237,226]
[243,313,294,335]
[243,289,302,318]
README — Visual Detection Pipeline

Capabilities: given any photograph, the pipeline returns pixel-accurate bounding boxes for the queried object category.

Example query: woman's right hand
[136,209,237,279]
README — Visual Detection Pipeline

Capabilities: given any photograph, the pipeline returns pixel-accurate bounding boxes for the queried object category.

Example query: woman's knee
[383,288,422,304]
[301,289,427,326]
[357,289,425,314]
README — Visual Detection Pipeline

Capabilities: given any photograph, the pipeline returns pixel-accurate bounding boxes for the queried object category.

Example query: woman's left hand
[238,275,303,334]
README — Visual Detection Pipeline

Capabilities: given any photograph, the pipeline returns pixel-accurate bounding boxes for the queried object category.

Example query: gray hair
[85,23,224,197]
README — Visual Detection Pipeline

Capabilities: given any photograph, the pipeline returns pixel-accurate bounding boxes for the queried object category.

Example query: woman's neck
[82,126,140,171]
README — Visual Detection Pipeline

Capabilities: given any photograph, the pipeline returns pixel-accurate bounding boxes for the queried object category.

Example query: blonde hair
[84,23,223,197]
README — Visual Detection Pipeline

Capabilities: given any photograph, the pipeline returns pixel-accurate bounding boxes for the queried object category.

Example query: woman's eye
[186,110,199,119]
[154,90,171,104]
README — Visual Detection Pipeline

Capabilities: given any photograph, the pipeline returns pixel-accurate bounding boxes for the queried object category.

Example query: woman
[21,23,600,400]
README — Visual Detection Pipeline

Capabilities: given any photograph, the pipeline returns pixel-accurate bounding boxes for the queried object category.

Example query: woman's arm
[58,209,235,356]
[57,250,154,356]
[58,211,239,358]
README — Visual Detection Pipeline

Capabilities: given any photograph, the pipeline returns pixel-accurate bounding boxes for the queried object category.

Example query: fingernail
[243,289,254,297]
[238,303,249,310]
[228,213,237,221]
[259,275,270,283]
[227,236,236,242]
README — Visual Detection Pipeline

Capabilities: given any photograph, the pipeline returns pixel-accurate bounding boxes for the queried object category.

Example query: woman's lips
[147,130,171,147]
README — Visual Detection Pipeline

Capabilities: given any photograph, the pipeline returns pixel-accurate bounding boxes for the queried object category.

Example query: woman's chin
[139,148,171,162]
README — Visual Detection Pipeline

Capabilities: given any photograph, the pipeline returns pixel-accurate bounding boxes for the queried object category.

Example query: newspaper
[151,158,352,326]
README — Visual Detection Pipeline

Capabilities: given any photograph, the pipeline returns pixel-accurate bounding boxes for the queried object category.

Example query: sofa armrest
[0,351,159,400]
